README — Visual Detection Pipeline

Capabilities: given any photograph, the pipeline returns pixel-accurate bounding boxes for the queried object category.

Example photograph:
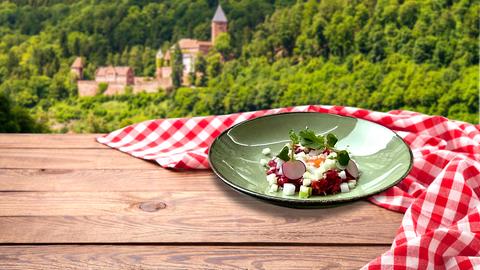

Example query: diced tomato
[267,160,277,168]
[324,169,341,194]
[311,179,328,195]
[277,176,288,187]
[267,167,277,175]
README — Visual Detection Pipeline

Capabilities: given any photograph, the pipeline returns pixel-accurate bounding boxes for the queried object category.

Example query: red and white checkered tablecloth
[97,105,480,269]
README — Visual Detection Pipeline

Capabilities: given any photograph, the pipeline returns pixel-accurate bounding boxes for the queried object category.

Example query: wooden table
[0,134,403,269]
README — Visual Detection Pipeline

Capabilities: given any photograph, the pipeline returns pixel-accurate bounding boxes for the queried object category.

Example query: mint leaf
[299,129,324,149]
[337,150,350,166]
[326,133,338,148]
[276,146,290,161]
[289,129,299,144]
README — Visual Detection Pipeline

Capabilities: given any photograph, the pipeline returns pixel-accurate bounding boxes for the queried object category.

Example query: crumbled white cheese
[295,152,306,160]
[262,147,271,155]
[266,174,277,185]
[348,180,357,190]
[260,158,268,166]
[302,178,312,187]
[327,152,337,159]
[314,167,326,179]
[303,171,314,180]
[283,183,296,196]
[307,165,316,174]
[338,170,347,180]
[269,184,279,192]
[322,159,337,171]
[340,182,350,193]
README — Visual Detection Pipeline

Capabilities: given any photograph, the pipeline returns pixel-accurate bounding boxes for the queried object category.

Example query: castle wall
[78,75,172,97]
[77,81,98,97]
[133,81,160,94]
[96,75,133,85]
[104,83,127,96]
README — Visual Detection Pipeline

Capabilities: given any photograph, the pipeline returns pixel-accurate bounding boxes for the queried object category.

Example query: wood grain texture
[0,245,388,270]
[0,134,401,268]
[0,191,402,244]
[0,169,216,191]
[0,134,104,149]
[0,149,159,169]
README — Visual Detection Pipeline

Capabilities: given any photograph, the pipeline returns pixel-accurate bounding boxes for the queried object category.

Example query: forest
[0,0,478,133]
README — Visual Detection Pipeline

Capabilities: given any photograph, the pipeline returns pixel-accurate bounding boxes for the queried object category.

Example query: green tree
[171,43,183,89]
[399,1,419,28]
[206,52,222,79]
[214,32,232,59]
[194,54,207,86]
[0,92,46,132]
[0,0,477,135]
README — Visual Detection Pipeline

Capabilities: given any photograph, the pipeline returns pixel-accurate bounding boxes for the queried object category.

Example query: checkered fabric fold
[97,105,480,268]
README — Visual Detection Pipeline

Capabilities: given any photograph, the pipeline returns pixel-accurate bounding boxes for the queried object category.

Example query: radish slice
[282,160,306,180]
[346,160,359,179]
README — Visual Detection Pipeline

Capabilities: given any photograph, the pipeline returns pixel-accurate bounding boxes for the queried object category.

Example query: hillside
[0,0,478,132]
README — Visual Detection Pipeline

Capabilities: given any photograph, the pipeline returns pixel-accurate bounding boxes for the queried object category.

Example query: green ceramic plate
[208,112,413,208]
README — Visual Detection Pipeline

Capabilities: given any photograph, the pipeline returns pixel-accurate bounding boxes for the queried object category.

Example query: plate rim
[208,111,414,205]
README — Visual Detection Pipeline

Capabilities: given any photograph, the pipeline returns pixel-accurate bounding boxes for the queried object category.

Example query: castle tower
[211,5,227,44]
[71,57,84,80]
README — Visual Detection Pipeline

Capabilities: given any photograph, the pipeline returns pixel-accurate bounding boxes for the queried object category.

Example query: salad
[260,128,359,198]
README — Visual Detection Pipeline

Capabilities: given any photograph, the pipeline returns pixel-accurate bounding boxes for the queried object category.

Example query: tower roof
[71,57,84,68]
[212,5,227,22]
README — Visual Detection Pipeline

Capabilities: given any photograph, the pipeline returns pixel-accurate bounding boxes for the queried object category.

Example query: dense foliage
[0,92,46,132]
[0,0,478,133]
[191,0,479,123]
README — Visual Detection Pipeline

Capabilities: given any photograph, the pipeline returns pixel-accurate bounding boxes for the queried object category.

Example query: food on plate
[261,128,359,198]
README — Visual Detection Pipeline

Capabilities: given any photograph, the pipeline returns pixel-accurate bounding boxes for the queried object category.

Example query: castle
[72,5,228,97]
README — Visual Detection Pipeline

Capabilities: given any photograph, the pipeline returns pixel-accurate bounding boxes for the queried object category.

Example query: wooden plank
[0,191,402,244]
[0,245,387,270]
[0,134,104,149]
[0,169,217,191]
[0,149,159,169]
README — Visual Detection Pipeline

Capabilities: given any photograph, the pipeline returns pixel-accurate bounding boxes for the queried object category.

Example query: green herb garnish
[299,129,325,149]
[289,129,299,144]
[337,150,350,166]
[277,145,290,161]
[288,129,299,160]
[326,133,338,148]
[275,128,349,168]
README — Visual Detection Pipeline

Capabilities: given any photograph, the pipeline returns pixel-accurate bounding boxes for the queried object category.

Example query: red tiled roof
[96,66,133,77]
[177,39,212,50]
